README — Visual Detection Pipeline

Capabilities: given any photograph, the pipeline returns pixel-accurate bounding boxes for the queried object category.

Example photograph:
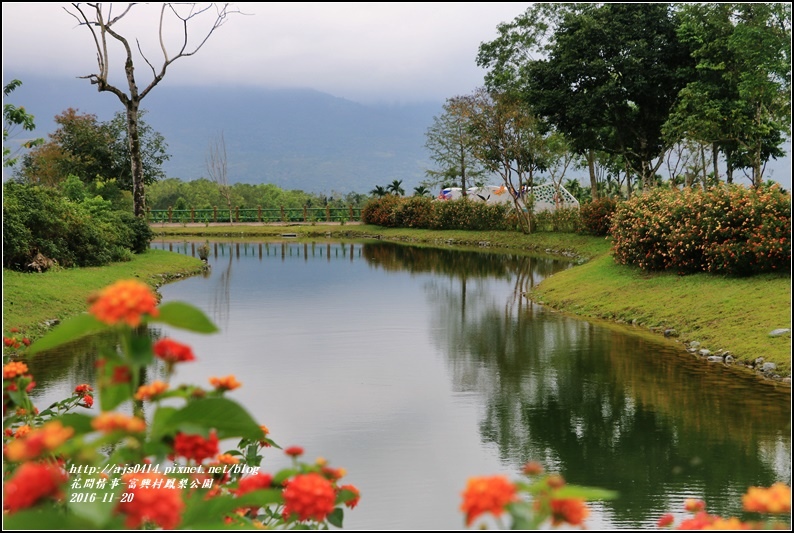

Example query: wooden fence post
[213,206,218,222]
[167,206,173,223]
[258,205,262,222]
[235,206,240,223]
[326,205,331,222]
[280,206,286,222]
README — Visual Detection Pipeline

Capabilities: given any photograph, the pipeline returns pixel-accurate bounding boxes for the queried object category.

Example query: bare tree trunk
[587,149,598,200]
[712,142,720,184]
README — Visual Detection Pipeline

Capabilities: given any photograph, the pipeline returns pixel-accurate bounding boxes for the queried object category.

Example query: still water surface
[32,239,791,530]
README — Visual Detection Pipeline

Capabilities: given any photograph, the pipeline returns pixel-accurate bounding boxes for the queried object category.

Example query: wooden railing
[147,206,362,224]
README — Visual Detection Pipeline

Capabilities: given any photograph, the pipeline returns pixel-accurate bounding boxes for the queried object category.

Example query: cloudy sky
[2,2,533,104]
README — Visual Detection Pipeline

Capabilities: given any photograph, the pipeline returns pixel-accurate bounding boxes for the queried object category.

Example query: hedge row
[610,185,791,276]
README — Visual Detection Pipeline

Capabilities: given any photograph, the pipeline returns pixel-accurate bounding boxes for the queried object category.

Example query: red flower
[339,484,360,509]
[81,395,94,408]
[89,279,159,327]
[153,338,196,365]
[21,338,30,346]
[111,366,131,384]
[460,475,518,526]
[285,446,304,458]
[657,513,675,527]
[235,473,273,496]
[550,498,590,526]
[172,431,219,464]
[282,473,336,522]
[3,462,67,513]
[74,384,93,397]
[116,473,184,529]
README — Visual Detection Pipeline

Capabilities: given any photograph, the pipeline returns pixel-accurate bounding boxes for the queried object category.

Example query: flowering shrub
[611,185,791,275]
[578,197,618,236]
[3,279,359,529]
[361,195,511,230]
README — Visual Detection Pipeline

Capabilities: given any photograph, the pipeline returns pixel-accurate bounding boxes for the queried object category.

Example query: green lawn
[3,249,205,338]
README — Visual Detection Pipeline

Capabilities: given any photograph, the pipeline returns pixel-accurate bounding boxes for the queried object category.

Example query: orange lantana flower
[89,280,159,327]
[209,375,241,391]
[282,473,336,522]
[134,381,169,401]
[4,421,74,462]
[3,361,29,380]
[742,483,791,514]
[460,475,518,526]
[91,413,146,434]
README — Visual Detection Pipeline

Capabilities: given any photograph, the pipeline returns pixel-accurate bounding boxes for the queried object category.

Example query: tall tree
[480,3,694,191]
[424,96,488,195]
[18,108,168,191]
[465,88,550,234]
[669,3,790,187]
[66,3,238,217]
[206,131,233,223]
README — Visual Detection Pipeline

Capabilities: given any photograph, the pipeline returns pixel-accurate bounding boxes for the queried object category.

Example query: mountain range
[4,75,790,194]
[4,75,443,195]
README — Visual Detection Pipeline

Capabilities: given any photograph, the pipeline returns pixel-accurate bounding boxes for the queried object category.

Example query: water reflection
[32,239,791,529]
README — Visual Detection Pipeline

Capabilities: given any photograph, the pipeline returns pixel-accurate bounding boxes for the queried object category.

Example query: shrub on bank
[611,185,791,275]
[362,195,511,231]
[2,182,153,271]
[578,197,618,236]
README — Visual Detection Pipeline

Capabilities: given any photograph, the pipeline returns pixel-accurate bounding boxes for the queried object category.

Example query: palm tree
[387,179,405,196]
[413,185,430,197]
[369,185,388,197]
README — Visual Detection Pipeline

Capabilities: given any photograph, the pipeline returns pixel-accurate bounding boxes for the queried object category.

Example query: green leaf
[181,489,283,527]
[554,485,619,501]
[59,413,95,435]
[66,486,120,527]
[328,507,345,528]
[166,398,263,440]
[27,314,108,355]
[148,405,179,441]
[128,334,153,366]
[153,302,218,333]
[2,507,101,529]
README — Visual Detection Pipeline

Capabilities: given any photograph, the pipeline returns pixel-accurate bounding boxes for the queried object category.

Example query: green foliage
[3,79,44,168]
[361,195,402,226]
[533,207,582,233]
[611,185,791,275]
[363,196,511,231]
[392,196,435,228]
[1,182,153,271]
[17,108,167,191]
[578,197,619,236]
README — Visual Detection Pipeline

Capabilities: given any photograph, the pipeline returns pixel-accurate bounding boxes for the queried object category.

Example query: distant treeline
[146,178,370,211]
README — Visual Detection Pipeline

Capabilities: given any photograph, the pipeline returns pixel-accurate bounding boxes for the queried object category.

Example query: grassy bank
[154,223,791,376]
[3,249,205,338]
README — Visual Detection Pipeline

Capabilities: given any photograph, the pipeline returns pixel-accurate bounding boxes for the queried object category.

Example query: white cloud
[2,2,534,104]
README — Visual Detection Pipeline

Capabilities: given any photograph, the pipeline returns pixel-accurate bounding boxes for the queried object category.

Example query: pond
[30,239,791,530]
